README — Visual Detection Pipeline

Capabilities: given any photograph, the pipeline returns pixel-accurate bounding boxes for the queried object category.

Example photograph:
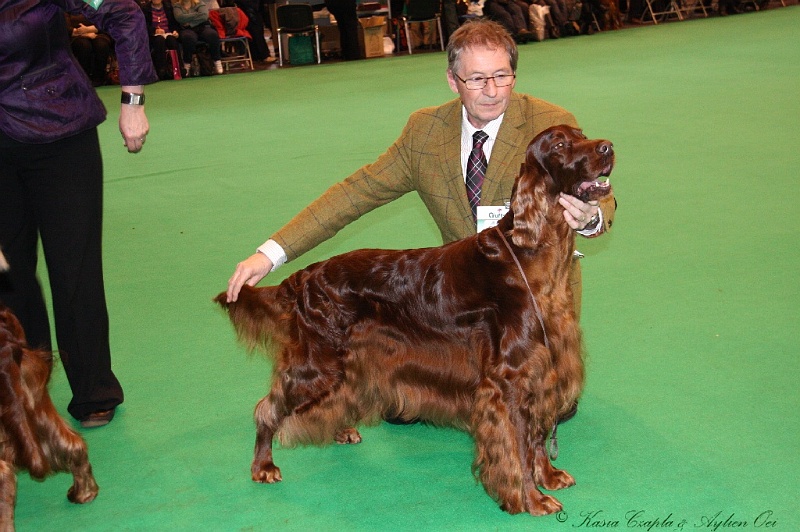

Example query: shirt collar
[461,107,504,141]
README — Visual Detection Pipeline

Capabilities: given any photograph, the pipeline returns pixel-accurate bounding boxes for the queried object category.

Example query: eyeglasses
[453,73,516,90]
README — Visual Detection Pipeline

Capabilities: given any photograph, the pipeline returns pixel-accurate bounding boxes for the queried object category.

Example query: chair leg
[405,20,413,54]
[437,16,444,51]
[277,30,285,67]
[314,28,321,64]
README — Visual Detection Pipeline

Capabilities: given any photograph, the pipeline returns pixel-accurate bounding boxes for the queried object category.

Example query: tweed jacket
[273,92,615,261]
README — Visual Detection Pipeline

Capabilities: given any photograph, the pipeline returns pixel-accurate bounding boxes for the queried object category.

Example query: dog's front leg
[533,436,575,491]
[508,398,565,516]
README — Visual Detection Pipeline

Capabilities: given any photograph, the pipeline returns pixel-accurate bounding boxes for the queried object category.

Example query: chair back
[406,0,440,20]
[277,3,315,31]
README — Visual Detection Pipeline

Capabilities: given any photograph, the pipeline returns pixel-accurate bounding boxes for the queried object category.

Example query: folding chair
[403,0,444,55]
[220,36,254,72]
[276,3,322,66]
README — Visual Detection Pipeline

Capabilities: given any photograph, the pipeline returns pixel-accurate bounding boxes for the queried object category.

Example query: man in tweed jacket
[226,20,615,321]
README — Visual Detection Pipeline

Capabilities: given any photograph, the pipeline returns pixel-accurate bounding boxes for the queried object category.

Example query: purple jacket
[0,0,157,143]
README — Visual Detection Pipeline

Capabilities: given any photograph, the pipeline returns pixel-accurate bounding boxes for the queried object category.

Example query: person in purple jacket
[0,0,157,428]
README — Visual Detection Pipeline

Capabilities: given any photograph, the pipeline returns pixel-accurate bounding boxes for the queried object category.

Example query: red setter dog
[215,125,614,516]
[0,299,98,529]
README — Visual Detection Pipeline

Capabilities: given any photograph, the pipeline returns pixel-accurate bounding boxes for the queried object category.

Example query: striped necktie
[466,130,489,220]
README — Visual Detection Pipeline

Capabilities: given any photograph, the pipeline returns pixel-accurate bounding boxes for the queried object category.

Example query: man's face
[447,45,516,129]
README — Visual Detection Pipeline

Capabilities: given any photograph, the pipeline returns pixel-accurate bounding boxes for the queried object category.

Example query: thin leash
[493,225,560,460]
[493,226,550,350]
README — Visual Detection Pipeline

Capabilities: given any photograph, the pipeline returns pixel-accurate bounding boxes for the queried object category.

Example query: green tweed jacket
[273,92,615,260]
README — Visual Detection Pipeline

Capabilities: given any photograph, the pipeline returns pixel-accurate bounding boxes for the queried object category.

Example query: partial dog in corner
[0,250,98,531]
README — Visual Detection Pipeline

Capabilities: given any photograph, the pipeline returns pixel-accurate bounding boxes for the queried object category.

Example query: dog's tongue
[576,179,612,202]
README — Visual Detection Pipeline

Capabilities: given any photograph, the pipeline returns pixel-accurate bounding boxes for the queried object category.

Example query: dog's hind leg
[252,388,285,483]
[23,355,98,503]
[250,378,296,484]
[34,402,99,503]
[0,461,16,530]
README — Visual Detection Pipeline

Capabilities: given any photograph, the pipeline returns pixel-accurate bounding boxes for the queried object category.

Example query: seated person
[65,13,115,86]
[483,0,534,42]
[231,0,272,62]
[174,0,224,75]
[139,0,182,80]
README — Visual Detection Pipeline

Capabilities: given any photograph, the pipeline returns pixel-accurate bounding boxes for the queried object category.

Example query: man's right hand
[226,253,273,302]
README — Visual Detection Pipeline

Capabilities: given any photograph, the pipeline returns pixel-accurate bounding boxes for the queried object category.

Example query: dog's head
[511,125,614,247]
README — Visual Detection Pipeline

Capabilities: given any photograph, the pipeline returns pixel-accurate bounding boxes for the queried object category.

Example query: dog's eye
[554,142,565,150]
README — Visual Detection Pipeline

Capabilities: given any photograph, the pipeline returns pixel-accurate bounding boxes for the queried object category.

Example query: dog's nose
[597,141,613,155]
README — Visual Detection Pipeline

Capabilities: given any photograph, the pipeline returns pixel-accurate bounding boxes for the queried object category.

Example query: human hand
[119,86,149,153]
[558,193,599,231]
[155,28,165,36]
[226,253,273,302]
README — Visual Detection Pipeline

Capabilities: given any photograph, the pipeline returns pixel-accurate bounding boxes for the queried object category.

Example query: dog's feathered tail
[214,285,293,357]
[0,248,9,271]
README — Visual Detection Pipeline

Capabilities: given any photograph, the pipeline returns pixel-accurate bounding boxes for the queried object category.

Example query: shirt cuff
[256,239,287,272]
[576,209,603,237]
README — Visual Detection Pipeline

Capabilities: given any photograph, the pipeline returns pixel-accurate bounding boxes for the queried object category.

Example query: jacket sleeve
[271,118,420,262]
[63,0,157,86]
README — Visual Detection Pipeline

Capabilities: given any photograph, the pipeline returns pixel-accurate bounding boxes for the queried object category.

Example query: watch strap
[121,92,145,105]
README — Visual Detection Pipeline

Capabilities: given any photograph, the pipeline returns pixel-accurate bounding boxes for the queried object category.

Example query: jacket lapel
[439,101,475,229]
[482,94,527,206]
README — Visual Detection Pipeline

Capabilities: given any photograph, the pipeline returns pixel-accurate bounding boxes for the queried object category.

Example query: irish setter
[0,298,98,530]
[215,125,614,516]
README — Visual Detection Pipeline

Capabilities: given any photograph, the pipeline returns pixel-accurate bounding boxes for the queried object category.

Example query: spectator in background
[66,13,115,86]
[483,0,534,42]
[233,0,273,62]
[325,0,361,60]
[174,0,224,74]
[139,0,182,80]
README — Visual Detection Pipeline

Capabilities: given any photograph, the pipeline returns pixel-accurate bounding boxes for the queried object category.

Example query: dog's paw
[334,427,362,444]
[537,467,575,491]
[252,463,282,483]
[526,490,563,516]
[67,479,99,504]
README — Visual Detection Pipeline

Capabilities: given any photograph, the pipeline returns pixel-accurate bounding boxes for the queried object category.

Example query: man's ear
[446,69,459,94]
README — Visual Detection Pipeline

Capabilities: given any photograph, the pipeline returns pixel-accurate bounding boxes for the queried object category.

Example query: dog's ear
[510,143,550,248]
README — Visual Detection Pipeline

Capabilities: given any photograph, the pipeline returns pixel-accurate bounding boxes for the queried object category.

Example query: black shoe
[80,408,116,428]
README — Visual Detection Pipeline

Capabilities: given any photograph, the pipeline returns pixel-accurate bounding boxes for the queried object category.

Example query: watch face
[122,93,145,105]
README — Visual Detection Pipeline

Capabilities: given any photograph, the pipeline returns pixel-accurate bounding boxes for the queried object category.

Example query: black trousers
[325,0,361,61]
[0,127,124,420]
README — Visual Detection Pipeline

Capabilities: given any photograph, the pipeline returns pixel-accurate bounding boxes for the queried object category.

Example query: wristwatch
[121,92,145,105]
[584,212,601,231]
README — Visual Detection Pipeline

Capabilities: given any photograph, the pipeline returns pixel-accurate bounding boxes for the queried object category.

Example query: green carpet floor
[14,7,799,531]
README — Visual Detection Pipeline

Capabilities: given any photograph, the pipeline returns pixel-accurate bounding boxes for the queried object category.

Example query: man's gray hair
[446,19,519,75]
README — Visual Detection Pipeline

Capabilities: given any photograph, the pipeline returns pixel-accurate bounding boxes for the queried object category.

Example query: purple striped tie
[466,130,489,220]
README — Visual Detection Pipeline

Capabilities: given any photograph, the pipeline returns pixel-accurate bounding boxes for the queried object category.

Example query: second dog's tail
[214,284,289,355]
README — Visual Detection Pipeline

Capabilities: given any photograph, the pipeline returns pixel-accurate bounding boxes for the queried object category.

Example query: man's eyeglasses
[453,73,516,90]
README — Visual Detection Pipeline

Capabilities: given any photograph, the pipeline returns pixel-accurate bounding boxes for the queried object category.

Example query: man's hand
[559,193,599,231]
[227,253,273,302]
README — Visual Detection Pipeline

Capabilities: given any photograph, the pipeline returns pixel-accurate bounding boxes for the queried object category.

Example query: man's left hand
[559,193,599,231]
